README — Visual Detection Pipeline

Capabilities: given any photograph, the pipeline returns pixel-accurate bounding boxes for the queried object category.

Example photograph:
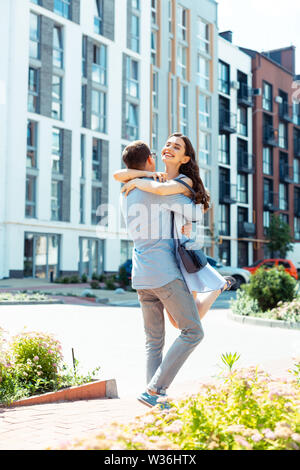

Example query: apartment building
[0,0,220,280]
[240,45,300,268]
[217,32,254,268]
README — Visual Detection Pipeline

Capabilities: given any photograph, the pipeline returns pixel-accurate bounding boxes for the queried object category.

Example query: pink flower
[292,433,300,443]
[234,436,252,450]
[33,356,39,361]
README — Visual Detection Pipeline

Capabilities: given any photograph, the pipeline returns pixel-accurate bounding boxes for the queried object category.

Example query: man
[119,140,204,408]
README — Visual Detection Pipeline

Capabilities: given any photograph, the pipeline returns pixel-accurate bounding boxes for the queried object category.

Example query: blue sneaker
[137,391,170,409]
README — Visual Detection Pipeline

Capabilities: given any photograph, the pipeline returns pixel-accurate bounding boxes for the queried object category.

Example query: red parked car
[243,258,298,280]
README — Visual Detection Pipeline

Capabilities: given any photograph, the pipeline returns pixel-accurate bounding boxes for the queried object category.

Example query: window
[92,89,106,133]
[179,84,188,134]
[219,240,231,266]
[199,94,210,129]
[294,158,300,183]
[51,128,63,173]
[52,75,63,120]
[82,36,87,77]
[151,0,157,25]
[25,175,37,218]
[29,12,40,59]
[152,71,158,109]
[152,112,158,150]
[218,61,230,94]
[120,240,133,265]
[263,178,273,207]
[218,134,229,164]
[237,107,248,136]
[279,213,289,224]
[168,38,172,72]
[197,18,209,54]
[178,45,187,80]
[177,5,187,42]
[31,0,40,3]
[51,180,62,221]
[294,217,300,240]
[79,238,104,277]
[91,187,102,225]
[293,100,300,126]
[168,0,173,34]
[237,174,248,204]
[28,67,39,113]
[81,85,87,127]
[54,0,71,19]
[279,183,288,210]
[197,55,210,90]
[126,56,139,98]
[80,184,85,224]
[219,205,230,235]
[27,120,38,168]
[53,25,63,68]
[94,0,103,35]
[262,81,273,111]
[92,43,107,85]
[199,131,210,165]
[263,211,270,229]
[131,13,140,53]
[151,30,157,65]
[263,147,273,175]
[279,122,288,149]
[126,102,139,140]
[92,138,102,181]
[80,134,85,178]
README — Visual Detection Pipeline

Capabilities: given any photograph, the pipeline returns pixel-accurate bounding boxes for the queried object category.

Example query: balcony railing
[263,125,279,147]
[237,83,253,107]
[238,221,256,238]
[279,164,294,183]
[219,182,237,204]
[279,102,294,123]
[263,191,280,211]
[219,108,237,134]
[238,152,255,174]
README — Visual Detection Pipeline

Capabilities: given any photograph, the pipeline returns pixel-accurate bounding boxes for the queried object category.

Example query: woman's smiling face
[161,136,190,166]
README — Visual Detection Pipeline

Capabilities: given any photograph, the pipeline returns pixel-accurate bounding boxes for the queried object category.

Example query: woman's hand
[151,172,168,183]
[181,223,192,238]
[121,178,141,197]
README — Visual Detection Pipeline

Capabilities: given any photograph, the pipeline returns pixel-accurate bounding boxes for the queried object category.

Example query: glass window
[51,180,62,221]
[151,0,157,25]
[237,107,248,136]
[92,43,107,85]
[132,0,139,9]
[29,12,40,59]
[263,147,273,175]
[53,25,63,68]
[177,45,187,80]
[199,94,210,129]
[197,55,210,90]
[199,131,210,165]
[28,67,40,113]
[279,183,288,210]
[80,184,85,224]
[177,5,187,42]
[279,122,288,149]
[126,56,139,98]
[54,0,71,19]
[262,81,273,111]
[294,217,300,240]
[131,14,140,53]
[197,18,209,54]
[218,134,229,165]
[52,75,63,120]
[152,112,158,150]
[152,70,158,109]
[151,30,157,65]
[25,175,37,218]
[120,240,133,265]
[79,238,104,277]
[91,187,102,225]
[82,36,87,77]
[237,174,248,204]
[219,205,230,236]
[81,85,87,127]
[92,89,106,133]
[80,134,85,178]
[218,61,230,94]
[92,138,102,181]
[51,127,63,173]
[294,158,300,183]
[126,102,139,140]
[219,240,231,266]
[263,211,270,228]
[27,120,38,168]
[168,0,173,34]
[94,0,103,35]
[179,84,188,135]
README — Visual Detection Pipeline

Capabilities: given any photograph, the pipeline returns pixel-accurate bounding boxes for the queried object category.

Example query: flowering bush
[57,365,300,451]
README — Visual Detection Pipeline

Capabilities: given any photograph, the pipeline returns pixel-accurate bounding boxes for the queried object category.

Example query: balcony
[279,164,294,183]
[237,83,253,107]
[263,125,278,147]
[238,221,256,238]
[279,102,294,123]
[238,152,255,174]
[219,108,237,134]
[263,191,280,211]
[219,182,237,204]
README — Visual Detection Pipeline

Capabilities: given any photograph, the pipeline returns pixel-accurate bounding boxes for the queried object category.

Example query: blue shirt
[120,187,203,290]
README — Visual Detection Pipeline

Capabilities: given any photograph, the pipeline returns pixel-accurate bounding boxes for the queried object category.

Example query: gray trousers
[137,278,204,395]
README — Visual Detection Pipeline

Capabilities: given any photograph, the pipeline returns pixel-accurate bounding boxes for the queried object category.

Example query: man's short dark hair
[122,141,151,170]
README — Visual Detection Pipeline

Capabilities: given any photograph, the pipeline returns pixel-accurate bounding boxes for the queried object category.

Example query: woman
[114,133,235,328]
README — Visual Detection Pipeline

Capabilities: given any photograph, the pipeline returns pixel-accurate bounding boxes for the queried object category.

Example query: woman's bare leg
[192,290,221,321]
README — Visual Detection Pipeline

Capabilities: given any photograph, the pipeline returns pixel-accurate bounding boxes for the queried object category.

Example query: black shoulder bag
[171,178,207,274]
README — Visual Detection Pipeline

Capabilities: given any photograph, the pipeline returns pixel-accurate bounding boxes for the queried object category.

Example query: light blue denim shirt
[120,187,203,290]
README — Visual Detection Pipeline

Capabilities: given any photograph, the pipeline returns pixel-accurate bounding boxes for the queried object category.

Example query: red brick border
[8,379,118,407]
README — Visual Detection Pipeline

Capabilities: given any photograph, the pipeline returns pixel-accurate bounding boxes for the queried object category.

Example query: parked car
[120,257,251,289]
[206,256,250,290]
[242,258,298,280]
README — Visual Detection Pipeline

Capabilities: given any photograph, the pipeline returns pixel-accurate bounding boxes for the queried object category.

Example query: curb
[4,379,118,408]
[227,311,300,330]
[0,300,64,306]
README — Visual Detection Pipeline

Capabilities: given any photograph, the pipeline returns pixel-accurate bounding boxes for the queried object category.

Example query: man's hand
[181,222,192,238]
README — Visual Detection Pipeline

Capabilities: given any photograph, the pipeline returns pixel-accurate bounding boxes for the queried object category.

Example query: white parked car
[206,256,251,290]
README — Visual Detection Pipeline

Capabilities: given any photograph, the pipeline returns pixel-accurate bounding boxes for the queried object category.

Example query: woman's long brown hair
[169,132,210,211]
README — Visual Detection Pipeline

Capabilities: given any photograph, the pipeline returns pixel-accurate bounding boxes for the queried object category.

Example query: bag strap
[174,177,197,202]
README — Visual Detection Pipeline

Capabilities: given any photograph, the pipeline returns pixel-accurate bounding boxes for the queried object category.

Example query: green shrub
[81,273,88,283]
[118,266,130,287]
[62,276,70,284]
[230,287,260,317]
[104,278,116,290]
[90,280,100,289]
[69,275,80,283]
[92,272,99,281]
[245,267,297,312]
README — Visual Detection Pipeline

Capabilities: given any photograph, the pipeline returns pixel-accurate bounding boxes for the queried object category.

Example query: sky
[217,0,300,75]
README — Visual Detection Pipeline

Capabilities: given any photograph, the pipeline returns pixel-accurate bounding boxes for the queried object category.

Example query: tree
[266,214,294,258]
